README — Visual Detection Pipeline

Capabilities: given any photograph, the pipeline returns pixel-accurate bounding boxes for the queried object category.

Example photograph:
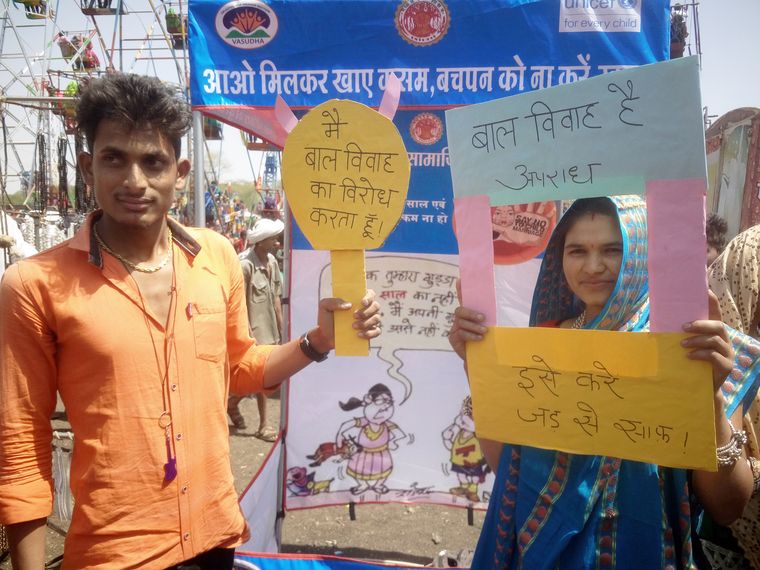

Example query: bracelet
[749,456,760,495]
[716,422,748,467]
[299,331,329,363]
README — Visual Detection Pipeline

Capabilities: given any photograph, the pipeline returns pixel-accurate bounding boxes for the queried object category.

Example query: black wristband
[299,331,329,362]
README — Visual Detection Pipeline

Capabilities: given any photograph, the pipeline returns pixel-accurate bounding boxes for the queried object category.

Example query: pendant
[164,457,178,482]
[164,436,178,482]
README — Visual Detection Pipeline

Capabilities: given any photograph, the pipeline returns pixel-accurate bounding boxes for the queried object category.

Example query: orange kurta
[0,213,275,569]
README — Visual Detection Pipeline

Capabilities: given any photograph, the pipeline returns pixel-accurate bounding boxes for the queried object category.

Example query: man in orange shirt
[0,74,381,570]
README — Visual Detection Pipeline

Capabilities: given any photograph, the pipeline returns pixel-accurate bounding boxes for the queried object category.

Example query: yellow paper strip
[467,327,717,471]
[331,249,368,356]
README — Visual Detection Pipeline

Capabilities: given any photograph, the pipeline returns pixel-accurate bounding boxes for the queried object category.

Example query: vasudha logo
[215,0,278,49]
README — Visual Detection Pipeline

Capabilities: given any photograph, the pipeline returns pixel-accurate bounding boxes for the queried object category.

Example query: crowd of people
[1,71,760,570]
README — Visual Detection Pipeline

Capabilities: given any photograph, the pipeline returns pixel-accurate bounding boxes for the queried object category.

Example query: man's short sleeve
[217,237,275,395]
[270,255,282,297]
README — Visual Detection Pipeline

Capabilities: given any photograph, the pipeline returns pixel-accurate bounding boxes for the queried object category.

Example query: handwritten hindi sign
[282,99,410,251]
[445,57,706,206]
[367,257,458,350]
[282,99,410,355]
[467,327,717,471]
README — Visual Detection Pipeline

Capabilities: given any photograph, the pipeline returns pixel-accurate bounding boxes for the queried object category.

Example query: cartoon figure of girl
[336,383,407,495]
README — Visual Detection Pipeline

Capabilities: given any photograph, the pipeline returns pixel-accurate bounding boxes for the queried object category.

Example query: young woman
[449,196,760,568]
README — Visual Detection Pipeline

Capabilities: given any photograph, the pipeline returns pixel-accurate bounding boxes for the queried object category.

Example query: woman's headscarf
[708,225,760,416]
[709,225,760,570]
[530,195,649,331]
[709,225,760,336]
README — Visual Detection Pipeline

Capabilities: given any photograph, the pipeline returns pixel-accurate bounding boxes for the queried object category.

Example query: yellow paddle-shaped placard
[282,99,410,355]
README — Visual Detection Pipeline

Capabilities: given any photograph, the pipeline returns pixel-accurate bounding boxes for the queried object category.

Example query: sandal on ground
[227,402,246,430]
[253,427,278,442]
[230,412,248,431]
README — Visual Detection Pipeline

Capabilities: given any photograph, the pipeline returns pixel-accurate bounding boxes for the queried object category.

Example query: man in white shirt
[228,218,284,440]
[0,212,37,281]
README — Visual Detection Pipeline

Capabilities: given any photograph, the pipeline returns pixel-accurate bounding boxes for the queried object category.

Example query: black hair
[76,73,191,159]
[554,197,619,250]
[339,383,393,412]
[706,212,728,251]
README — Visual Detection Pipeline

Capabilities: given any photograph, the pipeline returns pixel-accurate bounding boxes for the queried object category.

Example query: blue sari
[472,196,760,569]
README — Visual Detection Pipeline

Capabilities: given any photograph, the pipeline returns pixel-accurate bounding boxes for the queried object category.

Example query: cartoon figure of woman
[442,396,490,503]
[336,383,407,495]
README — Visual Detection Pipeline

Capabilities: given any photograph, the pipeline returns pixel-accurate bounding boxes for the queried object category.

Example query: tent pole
[274,189,290,549]
[192,111,205,227]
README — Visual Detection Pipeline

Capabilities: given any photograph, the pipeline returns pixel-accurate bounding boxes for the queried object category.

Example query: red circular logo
[395,0,450,47]
[409,113,443,145]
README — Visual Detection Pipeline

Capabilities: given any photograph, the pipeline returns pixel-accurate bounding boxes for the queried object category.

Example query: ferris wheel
[0,0,195,241]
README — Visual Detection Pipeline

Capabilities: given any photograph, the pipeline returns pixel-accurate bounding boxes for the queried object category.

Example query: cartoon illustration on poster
[285,380,418,501]
[284,253,492,507]
[491,201,557,265]
[335,383,410,495]
[441,396,491,503]
[285,466,334,497]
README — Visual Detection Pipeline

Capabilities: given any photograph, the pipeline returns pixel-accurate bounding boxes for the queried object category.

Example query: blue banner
[234,553,433,569]
[190,0,669,108]
[189,0,669,253]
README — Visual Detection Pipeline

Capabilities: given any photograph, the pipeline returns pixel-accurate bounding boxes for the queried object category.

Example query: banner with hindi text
[190,0,674,514]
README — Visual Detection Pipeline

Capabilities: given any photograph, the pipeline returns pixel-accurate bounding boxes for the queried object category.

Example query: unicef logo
[618,0,637,8]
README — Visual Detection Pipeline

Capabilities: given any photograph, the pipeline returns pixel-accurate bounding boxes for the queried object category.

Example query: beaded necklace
[572,310,587,329]
[93,223,173,273]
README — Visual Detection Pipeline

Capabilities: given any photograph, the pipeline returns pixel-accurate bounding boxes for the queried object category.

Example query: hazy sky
[698,0,760,120]
[1,1,758,189]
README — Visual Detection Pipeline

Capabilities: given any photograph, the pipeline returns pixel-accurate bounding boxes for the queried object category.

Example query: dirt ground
[1,395,484,569]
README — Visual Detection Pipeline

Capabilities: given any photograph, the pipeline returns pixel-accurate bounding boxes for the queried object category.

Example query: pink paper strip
[454,196,497,326]
[274,95,298,136]
[647,178,708,332]
[378,73,401,120]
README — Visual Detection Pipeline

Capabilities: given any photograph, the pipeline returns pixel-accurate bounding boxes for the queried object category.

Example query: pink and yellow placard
[446,57,715,469]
